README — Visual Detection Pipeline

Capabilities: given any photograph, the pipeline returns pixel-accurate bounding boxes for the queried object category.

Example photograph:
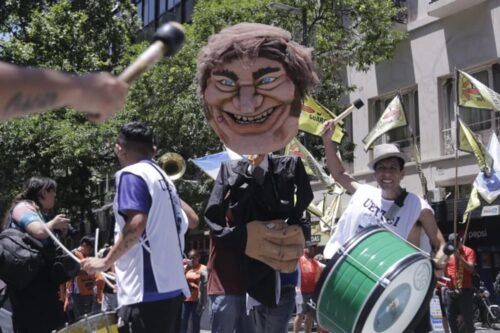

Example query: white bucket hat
[367,143,408,170]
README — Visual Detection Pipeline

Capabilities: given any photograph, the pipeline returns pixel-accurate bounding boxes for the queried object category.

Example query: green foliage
[0,0,138,225]
[0,0,405,230]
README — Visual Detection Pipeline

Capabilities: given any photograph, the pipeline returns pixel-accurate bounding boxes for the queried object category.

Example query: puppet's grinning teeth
[224,107,276,125]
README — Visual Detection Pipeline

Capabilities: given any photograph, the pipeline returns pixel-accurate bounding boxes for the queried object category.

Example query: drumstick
[40,222,115,281]
[333,99,364,122]
[41,222,81,263]
[434,241,455,268]
[101,272,115,290]
[118,22,185,83]
[94,228,99,256]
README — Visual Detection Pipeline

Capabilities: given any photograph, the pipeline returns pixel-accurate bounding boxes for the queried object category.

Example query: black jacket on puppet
[204,155,313,306]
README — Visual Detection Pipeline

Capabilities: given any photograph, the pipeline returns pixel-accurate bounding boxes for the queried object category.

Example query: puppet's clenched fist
[245,220,305,273]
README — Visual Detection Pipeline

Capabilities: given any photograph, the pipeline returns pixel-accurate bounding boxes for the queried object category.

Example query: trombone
[158,152,186,180]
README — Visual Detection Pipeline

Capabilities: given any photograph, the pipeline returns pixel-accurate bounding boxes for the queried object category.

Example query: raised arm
[321,119,359,194]
[0,61,128,122]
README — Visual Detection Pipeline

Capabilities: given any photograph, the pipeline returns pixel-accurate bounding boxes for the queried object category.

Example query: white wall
[344,0,500,195]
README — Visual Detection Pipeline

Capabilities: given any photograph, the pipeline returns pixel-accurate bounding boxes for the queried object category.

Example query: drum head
[359,257,434,333]
[315,226,436,333]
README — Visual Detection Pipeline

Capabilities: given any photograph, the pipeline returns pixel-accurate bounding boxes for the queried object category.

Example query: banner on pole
[363,95,408,151]
[458,70,500,111]
[300,95,345,143]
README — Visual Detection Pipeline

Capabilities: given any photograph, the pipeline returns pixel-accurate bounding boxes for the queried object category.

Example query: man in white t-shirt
[321,119,445,261]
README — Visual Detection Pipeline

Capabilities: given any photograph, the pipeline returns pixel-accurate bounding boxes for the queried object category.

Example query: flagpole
[398,90,429,200]
[453,68,460,247]
[462,213,472,245]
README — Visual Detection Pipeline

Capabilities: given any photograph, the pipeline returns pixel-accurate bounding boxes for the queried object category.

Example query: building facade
[132,0,195,39]
[343,0,500,289]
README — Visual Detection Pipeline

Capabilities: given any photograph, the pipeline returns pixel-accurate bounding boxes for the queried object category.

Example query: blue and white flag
[473,133,500,204]
[191,149,242,180]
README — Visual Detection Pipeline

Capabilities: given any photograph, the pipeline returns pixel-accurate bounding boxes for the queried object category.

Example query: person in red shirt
[180,249,207,333]
[293,244,323,333]
[444,233,476,333]
[62,236,98,320]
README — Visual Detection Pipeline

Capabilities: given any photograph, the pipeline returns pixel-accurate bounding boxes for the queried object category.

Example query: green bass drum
[315,226,435,333]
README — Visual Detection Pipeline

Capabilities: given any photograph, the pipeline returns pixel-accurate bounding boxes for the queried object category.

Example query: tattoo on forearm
[4,91,58,115]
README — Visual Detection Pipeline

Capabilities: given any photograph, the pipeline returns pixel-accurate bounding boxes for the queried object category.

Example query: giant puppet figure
[197,23,317,309]
[197,22,317,155]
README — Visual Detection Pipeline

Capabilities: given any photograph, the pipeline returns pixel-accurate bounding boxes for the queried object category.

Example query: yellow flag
[458,118,493,173]
[458,70,500,111]
[362,95,408,151]
[299,95,345,143]
[285,137,335,187]
[307,201,323,218]
[321,187,344,232]
[285,138,314,176]
[462,187,481,223]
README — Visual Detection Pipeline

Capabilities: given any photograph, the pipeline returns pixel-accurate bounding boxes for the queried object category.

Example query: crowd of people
[1,19,499,333]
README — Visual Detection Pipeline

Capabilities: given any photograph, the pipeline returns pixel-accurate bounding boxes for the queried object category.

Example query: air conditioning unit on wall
[429,188,446,202]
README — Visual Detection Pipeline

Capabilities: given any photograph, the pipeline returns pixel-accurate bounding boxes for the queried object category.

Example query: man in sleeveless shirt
[321,120,446,261]
[82,122,190,333]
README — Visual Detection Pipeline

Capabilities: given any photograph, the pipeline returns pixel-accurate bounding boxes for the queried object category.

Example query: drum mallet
[333,99,364,122]
[118,22,185,83]
[434,241,455,268]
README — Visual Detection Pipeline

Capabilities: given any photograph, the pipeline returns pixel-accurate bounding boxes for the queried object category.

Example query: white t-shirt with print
[324,184,432,259]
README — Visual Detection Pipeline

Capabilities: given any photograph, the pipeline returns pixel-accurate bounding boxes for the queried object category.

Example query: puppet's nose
[234,86,263,114]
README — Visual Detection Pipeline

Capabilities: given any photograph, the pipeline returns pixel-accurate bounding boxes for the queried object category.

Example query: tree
[0,0,404,231]
[120,0,404,215]
[0,0,139,228]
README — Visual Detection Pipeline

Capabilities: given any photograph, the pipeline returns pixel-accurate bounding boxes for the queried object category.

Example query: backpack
[0,228,45,290]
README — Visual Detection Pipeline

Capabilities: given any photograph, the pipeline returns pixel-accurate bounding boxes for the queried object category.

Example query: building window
[369,88,419,154]
[143,0,155,26]
[136,0,143,23]
[441,63,500,155]
[168,0,181,10]
[159,0,167,15]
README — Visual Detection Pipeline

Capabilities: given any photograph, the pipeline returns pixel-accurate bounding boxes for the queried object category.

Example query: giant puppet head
[197,23,318,154]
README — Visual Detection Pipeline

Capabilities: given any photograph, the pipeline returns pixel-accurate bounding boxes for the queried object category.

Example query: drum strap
[384,188,408,221]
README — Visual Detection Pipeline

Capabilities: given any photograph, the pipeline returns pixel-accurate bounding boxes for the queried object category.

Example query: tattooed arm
[0,61,128,122]
[81,210,146,274]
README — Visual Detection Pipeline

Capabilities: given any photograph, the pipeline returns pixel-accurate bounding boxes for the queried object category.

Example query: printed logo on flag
[460,78,483,103]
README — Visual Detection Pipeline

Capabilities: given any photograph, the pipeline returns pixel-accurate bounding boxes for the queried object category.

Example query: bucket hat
[367,143,408,170]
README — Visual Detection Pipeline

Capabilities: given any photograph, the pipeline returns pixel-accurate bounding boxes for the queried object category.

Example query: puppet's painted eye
[219,79,236,87]
[259,76,276,85]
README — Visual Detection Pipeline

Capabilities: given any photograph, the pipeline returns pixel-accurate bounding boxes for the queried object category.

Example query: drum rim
[353,253,435,333]
[55,311,118,332]
[315,226,434,333]
[315,226,384,331]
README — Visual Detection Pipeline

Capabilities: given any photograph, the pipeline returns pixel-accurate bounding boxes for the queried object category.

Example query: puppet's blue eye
[259,76,276,85]
[219,79,236,87]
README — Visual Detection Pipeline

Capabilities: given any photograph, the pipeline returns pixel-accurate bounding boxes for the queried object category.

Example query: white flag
[473,133,500,203]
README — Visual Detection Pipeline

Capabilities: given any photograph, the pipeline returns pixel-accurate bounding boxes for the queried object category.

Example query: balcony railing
[441,119,500,155]
[428,0,487,18]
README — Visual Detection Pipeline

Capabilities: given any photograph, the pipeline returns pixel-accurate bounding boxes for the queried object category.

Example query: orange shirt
[299,256,322,293]
[445,245,476,289]
[185,264,206,302]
